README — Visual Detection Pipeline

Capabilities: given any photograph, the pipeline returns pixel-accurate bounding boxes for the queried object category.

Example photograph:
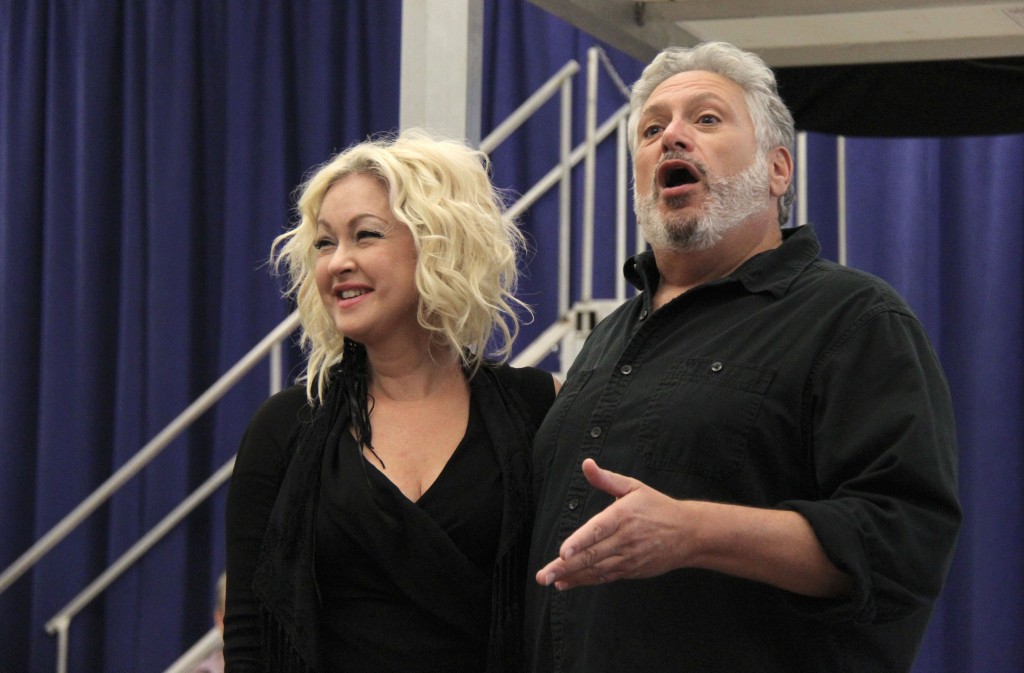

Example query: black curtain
[776,57,1024,137]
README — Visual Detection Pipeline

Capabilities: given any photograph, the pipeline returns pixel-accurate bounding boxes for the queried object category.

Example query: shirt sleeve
[780,307,962,624]
[224,386,308,671]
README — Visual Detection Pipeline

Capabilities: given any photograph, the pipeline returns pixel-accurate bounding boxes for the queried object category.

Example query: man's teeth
[340,289,368,299]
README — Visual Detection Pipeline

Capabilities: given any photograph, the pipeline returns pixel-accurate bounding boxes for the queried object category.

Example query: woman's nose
[326,243,354,275]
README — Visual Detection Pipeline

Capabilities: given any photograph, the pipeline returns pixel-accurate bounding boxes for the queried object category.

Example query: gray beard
[636,152,771,253]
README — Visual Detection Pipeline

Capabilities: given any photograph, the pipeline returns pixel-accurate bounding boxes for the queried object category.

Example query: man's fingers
[561,510,617,561]
[538,544,626,589]
[581,458,636,499]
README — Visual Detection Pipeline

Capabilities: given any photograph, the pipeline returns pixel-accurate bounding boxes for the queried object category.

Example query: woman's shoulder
[248,383,312,431]
[488,362,553,391]
[484,362,557,426]
[237,384,312,468]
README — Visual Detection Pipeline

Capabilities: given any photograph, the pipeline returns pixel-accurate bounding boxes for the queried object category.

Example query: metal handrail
[48,458,233,628]
[480,59,579,154]
[478,58,579,319]
[45,458,236,671]
[162,628,222,673]
[0,310,301,597]
[505,103,628,222]
[510,316,575,368]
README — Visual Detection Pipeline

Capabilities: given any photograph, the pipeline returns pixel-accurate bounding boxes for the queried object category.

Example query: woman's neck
[365,342,464,403]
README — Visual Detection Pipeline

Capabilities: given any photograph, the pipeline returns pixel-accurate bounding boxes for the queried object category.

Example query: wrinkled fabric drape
[845,135,1024,673]
[1,1,1022,672]
[1,1,401,669]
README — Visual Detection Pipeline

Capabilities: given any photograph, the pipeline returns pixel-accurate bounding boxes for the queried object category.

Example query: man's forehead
[641,72,751,126]
[646,71,744,106]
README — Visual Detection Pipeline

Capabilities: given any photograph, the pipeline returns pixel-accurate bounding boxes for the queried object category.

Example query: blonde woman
[225,130,558,673]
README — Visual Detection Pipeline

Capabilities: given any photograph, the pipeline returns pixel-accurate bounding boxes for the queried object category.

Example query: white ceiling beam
[528,0,699,62]
[757,35,1024,67]
[639,0,996,21]
[529,0,1024,66]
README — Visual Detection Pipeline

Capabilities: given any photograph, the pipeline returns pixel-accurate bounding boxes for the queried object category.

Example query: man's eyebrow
[641,91,731,118]
[639,100,671,120]
[687,92,730,110]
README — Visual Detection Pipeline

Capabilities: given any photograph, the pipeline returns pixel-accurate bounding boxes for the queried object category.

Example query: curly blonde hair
[272,129,529,402]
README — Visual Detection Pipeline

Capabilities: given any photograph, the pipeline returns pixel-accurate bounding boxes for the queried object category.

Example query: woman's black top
[316,399,501,671]
[224,363,555,673]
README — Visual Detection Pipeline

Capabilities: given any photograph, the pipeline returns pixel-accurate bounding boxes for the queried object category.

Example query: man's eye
[642,124,662,139]
[697,114,720,125]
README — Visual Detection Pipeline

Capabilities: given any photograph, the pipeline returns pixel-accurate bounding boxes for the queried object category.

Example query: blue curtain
[2,1,1022,672]
[0,1,403,669]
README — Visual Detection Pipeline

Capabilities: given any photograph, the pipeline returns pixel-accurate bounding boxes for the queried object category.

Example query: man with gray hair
[526,42,960,672]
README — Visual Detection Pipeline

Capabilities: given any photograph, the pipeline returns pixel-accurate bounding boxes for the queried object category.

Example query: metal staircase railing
[0,46,636,673]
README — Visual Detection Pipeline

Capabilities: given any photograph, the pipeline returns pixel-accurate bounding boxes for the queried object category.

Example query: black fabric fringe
[341,339,374,455]
[260,607,315,673]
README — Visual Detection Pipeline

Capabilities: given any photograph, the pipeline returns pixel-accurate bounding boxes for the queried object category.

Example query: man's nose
[661,119,694,153]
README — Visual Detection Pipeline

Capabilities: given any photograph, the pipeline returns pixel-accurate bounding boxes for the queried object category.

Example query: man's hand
[534,458,853,597]
[535,458,690,590]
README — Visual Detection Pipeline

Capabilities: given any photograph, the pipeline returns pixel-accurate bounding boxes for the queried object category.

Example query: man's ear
[768,146,793,198]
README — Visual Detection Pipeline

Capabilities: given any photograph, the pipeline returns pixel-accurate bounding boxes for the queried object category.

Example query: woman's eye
[356,230,384,241]
[313,238,335,251]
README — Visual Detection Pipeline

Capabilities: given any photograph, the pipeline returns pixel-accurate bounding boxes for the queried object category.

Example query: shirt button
[568,497,580,510]
[710,361,723,372]
[639,309,648,320]
[590,426,602,438]
[620,364,633,375]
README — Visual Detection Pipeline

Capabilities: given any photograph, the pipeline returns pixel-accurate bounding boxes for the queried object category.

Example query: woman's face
[313,173,422,350]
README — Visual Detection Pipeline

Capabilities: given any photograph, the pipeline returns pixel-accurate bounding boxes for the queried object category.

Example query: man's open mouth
[658,160,700,189]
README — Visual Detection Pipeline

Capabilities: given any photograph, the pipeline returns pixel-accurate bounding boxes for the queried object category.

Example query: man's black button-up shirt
[526,226,961,673]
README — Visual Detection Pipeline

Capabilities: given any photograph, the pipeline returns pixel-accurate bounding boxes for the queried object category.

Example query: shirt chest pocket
[635,358,775,479]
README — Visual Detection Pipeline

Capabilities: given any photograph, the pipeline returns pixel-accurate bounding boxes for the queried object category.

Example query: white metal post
[797,131,808,226]
[616,116,628,301]
[581,48,599,302]
[837,136,848,266]
[54,617,69,673]
[399,0,483,145]
[559,77,573,318]
[269,341,283,394]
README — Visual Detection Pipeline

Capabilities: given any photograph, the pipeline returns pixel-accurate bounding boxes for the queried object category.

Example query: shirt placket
[549,306,657,669]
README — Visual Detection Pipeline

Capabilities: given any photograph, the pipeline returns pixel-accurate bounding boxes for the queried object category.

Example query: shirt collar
[624,225,822,299]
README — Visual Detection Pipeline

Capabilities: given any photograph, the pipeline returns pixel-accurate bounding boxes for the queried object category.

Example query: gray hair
[627,42,796,226]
